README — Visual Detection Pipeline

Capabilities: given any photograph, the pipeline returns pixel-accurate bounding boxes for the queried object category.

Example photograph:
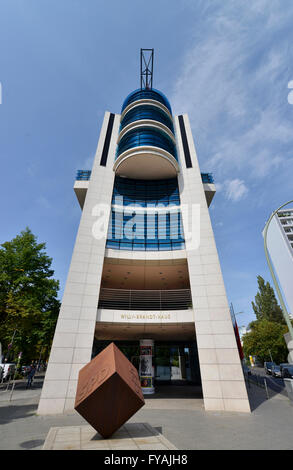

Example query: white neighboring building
[264,209,293,316]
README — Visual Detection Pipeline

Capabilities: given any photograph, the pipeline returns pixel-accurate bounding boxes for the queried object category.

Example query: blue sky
[0,0,293,329]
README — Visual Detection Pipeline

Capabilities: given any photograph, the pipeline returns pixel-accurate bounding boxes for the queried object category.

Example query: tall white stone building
[38,52,250,415]
[264,208,293,316]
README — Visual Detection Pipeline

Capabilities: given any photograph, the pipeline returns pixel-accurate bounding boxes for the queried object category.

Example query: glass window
[106,176,185,251]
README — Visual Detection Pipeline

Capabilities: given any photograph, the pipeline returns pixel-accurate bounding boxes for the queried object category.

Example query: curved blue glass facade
[112,88,183,251]
[106,176,185,251]
[112,176,180,207]
[121,88,172,114]
[120,105,174,133]
[117,127,177,160]
[117,87,177,163]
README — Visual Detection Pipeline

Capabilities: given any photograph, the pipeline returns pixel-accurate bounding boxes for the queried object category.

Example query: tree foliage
[242,320,288,364]
[242,275,290,365]
[251,275,285,324]
[0,228,60,363]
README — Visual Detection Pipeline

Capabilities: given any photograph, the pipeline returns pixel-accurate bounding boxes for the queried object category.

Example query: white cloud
[225,179,249,202]
[215,178,249,202]
[170,1,293,191]
[249,150,285,179]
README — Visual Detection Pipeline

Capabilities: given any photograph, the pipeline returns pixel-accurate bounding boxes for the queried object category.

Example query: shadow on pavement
[248,387,267,411]
[246,373,286,411]
[0,404,38,425]
[144,385,203,400]
[154,426,163,434]
[13,381,43,391]
[20,439,45,449]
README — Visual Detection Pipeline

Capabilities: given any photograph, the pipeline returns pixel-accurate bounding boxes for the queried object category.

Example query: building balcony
[114,145,179,180]
[75,170,214,184]
[76,170,91,180]
[114,123,178,180]
[74,170,216,208]
[278,210,293,218]
[73,170,90,208]
[201,173,214,184]
[98,288,192,311]
[120,105,174,133]
[200,173,215,206]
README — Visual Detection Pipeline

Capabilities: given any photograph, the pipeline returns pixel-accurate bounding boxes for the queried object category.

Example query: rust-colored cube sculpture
[74,343,145,438]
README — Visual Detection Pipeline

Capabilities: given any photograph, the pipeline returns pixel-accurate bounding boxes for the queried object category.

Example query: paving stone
[52,442,81,450]
[42,422,177,450]
[137,443,167,450]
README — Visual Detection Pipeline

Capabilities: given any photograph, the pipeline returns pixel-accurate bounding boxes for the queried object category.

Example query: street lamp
[263,200,293,343]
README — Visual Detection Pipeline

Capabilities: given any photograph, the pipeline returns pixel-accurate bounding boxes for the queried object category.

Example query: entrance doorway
[92,339,201,386]
[154,342,200,385]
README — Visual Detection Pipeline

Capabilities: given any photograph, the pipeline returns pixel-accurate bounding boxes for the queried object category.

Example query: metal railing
[76,169,214,185]
[201,173,214,184]
[76,170,91,181]
[98,288,192,311]
[243,371,270,399]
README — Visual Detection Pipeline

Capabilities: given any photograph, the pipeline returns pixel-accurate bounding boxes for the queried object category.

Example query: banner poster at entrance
[140,355,152,376]
[140,345,152,356]
[139,339,155,394]
[140,376,152,388]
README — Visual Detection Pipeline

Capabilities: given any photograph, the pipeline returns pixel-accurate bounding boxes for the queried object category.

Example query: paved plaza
[43,422,177,450]
[0,374,293,450]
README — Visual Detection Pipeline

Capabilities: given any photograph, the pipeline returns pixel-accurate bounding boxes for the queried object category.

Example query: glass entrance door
[170,346,181,381]
[154,343,198,384]
[155,345,171,382]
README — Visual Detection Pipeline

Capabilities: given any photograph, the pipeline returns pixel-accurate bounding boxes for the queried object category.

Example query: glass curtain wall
[106,176,185,251]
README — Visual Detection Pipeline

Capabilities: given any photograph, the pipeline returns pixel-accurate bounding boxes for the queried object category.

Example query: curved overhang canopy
[113,146,180,180]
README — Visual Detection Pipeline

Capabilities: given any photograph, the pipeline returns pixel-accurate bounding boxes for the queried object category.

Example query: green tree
[0,228,60,363]
[252,275,285,324]
[242,319,288,364]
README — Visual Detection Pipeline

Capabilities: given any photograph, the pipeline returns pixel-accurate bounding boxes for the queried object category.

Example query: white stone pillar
[174,114,251,413]
[37,112,120,415]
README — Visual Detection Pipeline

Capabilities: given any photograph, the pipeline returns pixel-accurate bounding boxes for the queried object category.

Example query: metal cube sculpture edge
[74,342,145,438]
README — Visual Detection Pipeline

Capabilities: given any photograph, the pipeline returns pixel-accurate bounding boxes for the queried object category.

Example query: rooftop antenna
[140,49,154,90]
